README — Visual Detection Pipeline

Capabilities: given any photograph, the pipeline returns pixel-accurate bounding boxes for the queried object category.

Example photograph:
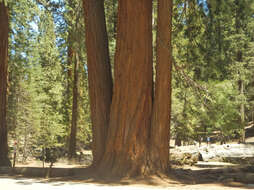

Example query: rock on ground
[170,143,254,164]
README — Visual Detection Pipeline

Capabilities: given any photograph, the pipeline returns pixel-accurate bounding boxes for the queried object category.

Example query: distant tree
[68,52,79,159]
[35,9,65,156]
[7,1,66,162]
[65,0,87,160]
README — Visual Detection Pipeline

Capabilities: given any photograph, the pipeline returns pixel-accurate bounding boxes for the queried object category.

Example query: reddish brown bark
[150,0,173,173]
[83,0,173,177]
[83,0,113,165]
[0,1,11,167]
[98,0,153,177]
[68,53,79,159]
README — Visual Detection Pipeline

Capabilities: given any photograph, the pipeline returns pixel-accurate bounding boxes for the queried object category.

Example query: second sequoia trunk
[150,0,172,173]
[83,0,113,165]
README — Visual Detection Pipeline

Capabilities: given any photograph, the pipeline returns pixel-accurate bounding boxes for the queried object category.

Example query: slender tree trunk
[66,45,73,154]
[66,42,73,123]
[175,134,182,146]
[240,80,245,143]
[98,0,153,177]
[149,0,172,173]
[67,44,73,86]
[0,1,11,167]
[68,53,79,159]
[83,0,113,165]
[22,125,28,163]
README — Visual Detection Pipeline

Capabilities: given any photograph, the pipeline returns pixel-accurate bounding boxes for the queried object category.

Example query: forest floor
[1,140,254,189]
[0,159,254,190]
[1,176,253,190]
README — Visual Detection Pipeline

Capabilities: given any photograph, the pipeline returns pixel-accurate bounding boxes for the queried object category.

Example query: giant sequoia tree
[83,0,113,165]
[0,0,11,167]
[83,0,172,176]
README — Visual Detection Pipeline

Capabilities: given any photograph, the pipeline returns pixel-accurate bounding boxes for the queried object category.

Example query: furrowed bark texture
[99,0,153,177]
[0,1,11,167]
[83,0,113,165]
[150,0,172,173]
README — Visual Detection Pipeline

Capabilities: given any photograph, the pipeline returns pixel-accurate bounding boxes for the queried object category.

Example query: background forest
[3,0,254,163]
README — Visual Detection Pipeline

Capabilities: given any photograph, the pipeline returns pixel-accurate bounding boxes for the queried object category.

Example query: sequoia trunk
[83,0,113,165]
[98,0,153,177]
[150,0,173,173]
[0,1,11,167]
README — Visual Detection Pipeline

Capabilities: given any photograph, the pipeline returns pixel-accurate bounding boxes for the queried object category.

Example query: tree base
[93,153,169,179]
[0,156,11,167]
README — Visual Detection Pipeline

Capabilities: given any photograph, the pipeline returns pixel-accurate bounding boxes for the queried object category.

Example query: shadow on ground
[0,164,254,189]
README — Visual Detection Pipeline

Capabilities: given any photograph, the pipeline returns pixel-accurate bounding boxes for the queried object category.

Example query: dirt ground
[1,159,253,190]
[0,177,252,190]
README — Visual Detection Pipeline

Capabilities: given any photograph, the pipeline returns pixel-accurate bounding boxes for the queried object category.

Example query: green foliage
[6,0,254,162]
[105,0,117,63]
[204,81,240,137]
[7,0,93,162]
[171,0,254,144]
[63,0,92,151]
